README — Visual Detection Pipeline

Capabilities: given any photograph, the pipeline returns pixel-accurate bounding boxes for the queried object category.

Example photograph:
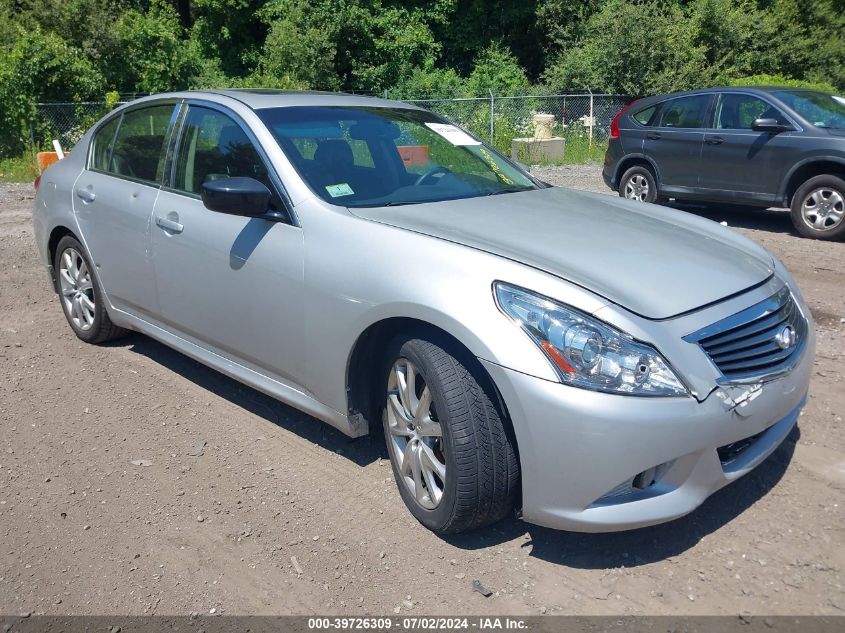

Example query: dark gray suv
[603,87,845,240]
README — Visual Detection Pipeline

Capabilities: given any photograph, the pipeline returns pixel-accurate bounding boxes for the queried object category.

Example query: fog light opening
[633,466,659,490]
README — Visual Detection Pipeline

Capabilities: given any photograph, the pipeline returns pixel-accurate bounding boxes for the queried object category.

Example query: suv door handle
[75,187,96,203]
[705,136,724,145]
[155,214,183,234]
[646,133,661,140]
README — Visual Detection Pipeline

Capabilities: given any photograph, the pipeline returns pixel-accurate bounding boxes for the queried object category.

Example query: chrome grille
[684,287,807,382]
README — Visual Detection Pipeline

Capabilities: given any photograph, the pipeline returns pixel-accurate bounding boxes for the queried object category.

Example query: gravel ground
[1,168,844,617]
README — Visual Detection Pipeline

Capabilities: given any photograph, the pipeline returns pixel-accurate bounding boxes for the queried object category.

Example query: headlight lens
[495,283,688,396]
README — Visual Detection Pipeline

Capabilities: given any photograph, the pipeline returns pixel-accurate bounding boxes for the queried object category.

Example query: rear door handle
[705,136,724,145]
[155,215,183,234]
[75,187,96,203]
[646,133,661,140]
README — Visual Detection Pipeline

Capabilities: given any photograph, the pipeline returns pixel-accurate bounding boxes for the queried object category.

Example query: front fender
[298,199,611,416]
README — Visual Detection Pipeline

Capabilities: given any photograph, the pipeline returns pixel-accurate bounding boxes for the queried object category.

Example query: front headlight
[494,282,688,397]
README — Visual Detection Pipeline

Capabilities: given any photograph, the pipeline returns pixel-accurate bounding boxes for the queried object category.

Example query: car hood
[351,187,775,320]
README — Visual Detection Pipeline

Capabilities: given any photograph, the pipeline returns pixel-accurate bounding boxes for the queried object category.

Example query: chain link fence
[407,93,631,162]
[29,93,631,164]
[30,101,126,155]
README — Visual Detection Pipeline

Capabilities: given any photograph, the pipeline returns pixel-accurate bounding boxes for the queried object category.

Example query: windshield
[773,90,845,129]
[257,106,538,207]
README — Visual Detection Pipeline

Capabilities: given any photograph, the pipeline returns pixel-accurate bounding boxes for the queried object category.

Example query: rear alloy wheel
[54,235,128,344]
[382,337,519,534]
[619,165,658,203]
[790,175,845,240]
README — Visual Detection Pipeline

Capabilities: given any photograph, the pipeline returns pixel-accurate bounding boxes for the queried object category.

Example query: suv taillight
[609,100,638,140]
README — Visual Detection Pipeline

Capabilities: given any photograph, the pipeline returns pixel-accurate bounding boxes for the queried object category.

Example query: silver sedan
[33,90,814,534]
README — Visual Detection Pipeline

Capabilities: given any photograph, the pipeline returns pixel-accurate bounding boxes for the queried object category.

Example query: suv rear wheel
[381,336,519,534]
[619,165,658,203]
[790,174,845,240]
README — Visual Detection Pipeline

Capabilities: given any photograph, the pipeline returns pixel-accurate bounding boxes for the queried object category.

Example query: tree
[542,0,692,95]
[114,0,202,92]
[466,43,531,96]
[0,25,104,154]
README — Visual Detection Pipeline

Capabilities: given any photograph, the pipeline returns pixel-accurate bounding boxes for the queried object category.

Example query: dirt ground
[1,167,843,617]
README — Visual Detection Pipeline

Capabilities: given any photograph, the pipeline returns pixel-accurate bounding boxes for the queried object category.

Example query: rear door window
[109,104,174,184]
[658,95,711,129]
[91,116,120,172]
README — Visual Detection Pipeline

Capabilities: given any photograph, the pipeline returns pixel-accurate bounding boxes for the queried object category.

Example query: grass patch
[0,154,38,183]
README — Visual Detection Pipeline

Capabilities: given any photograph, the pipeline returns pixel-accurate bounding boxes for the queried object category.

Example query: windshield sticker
[325,183,354,197]
[425,123,481,146]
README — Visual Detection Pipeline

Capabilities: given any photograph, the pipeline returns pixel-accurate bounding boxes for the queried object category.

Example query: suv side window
[173,106,274,198]
[658,95,711,129]
[633,105,658,126]
[715,94,785,129]
[91,116,120,172]
[109,104,174,184]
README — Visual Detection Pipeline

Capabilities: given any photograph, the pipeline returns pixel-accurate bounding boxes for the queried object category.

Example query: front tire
[619,165,658,203]
[790,174,845,240]
[54,235,128,344]
[382,336,519,534]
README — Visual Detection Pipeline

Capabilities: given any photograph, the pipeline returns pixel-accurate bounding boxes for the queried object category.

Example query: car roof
[127,89,422,111]
[637,86,825,103]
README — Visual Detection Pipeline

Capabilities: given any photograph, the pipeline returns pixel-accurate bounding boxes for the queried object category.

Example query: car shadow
[110,333,387,468]
[444,425,799,567]
[666,201,797,236]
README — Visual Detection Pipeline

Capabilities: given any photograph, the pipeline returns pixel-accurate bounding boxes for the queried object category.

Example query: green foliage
[542,0,692,95]
[0,154,38,184]
[190,0,270,78]
[542,0,844,96]
[0,24,104,155]
[114,1,200,93]
[466,44,531,97]
[728,74,839,93]
[388,63,467,99]
[2,0,844,163]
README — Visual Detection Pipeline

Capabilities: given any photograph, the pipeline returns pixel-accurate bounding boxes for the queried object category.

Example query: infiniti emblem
[775,325,797,350]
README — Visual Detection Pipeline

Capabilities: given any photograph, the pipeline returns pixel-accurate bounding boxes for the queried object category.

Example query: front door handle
[155,214,183,234]
[646,133,662,140]
[75,187,96,203]
[705,136,724,145]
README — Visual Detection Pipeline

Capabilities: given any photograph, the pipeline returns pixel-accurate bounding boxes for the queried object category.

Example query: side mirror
[751,118,792,133]
[201,177,272,216]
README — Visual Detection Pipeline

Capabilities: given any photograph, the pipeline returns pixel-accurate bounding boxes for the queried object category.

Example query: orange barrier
[397,145,429,167]
[37,151,62,172]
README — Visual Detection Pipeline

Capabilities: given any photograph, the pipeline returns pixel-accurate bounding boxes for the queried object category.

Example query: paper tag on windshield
[325,183,354,197]
[425,123,481,146]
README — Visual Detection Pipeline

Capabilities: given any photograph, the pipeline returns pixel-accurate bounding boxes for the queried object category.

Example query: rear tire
[54,235,128,344]
[381,336,519,534]
[790,174,845,240]
[619,165,658,203]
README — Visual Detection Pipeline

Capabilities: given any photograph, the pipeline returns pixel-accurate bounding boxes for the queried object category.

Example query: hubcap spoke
[410,444,426,503]
[386,358,447,510]
[59,248,96,331]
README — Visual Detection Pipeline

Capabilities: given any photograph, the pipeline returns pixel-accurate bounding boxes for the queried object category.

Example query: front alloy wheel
[386,359,446,509]
[382,336,519,534]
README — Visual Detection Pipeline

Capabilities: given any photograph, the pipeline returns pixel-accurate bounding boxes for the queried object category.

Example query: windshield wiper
[486,187,531,196]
